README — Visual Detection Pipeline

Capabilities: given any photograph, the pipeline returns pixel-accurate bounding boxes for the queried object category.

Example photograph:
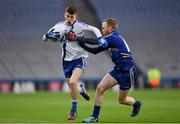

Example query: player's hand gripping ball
[65,32,77,41]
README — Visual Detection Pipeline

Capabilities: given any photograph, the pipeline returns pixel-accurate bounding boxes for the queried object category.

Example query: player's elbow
[90,50,101,54]
[91,51,99,54]
[93,27,102,37]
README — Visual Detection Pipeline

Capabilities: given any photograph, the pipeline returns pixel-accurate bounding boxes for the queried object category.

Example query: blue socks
[71,100,77,112]
[133,100,141,108]
[92,105,101,119]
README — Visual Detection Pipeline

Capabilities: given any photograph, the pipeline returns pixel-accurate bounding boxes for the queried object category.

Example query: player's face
[64,12,77,26]
[102,22,112,36]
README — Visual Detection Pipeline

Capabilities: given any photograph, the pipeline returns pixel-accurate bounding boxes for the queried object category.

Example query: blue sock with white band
[71,100,77,112]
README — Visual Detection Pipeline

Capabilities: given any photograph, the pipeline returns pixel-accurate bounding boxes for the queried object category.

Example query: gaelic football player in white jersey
[43,6,101,120]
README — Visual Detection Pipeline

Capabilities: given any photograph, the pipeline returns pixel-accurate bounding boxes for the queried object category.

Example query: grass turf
[0,89,180,123]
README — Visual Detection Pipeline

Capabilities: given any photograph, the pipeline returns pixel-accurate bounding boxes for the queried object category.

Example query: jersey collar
[64,20,77,26]
[111,30,119,35]
[106,30,118,37]
[71,20,77,26]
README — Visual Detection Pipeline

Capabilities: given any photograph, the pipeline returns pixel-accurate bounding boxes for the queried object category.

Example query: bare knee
[96,85,106,95]
[69,79,77,87]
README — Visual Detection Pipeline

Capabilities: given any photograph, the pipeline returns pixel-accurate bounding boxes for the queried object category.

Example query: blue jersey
[98,30,134,72]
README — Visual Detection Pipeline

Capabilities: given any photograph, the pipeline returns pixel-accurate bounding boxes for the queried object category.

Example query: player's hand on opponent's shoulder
[65,31,77,41]
[43,28,61,42]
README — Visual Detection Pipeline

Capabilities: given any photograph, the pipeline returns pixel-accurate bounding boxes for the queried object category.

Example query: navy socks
[92,105,101,119]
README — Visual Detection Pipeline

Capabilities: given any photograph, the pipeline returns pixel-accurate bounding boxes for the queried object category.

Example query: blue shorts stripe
[82,57,87,71]
[129,66,135,85]
[62,42,66,60]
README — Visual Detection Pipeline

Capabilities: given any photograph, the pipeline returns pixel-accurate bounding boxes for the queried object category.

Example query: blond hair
[103,18,118,29]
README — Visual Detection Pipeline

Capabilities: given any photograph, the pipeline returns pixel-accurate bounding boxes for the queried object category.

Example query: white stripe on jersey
[119,35,130,52]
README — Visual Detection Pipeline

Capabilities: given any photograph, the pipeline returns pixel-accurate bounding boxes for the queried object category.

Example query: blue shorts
[62,57,86,78]
[109,66,138,90]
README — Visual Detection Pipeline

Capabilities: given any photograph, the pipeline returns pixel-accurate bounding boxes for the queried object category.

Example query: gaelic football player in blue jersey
[66,18,142,123]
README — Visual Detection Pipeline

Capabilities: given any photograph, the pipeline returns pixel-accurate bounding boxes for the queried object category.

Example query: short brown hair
[65,6,77,15]
[103,18,118,29]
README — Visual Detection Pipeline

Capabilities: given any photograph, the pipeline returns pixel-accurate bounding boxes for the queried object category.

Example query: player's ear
[107,25,111,33]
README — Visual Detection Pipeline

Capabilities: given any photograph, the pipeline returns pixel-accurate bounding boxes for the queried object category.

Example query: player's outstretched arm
[65,32,99,45]
[79,42,106,54]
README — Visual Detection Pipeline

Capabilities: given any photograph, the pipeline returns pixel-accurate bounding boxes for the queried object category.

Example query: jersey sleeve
[47,23,59,33]
[98,37,109,48]
[43,25,56,41]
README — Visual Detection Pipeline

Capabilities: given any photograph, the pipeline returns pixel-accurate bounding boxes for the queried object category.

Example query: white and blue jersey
[98,30,138,90]
[44,20,101,78]
[46,20,101,61]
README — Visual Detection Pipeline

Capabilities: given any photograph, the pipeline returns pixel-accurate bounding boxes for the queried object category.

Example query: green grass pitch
[0,89,180,123]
